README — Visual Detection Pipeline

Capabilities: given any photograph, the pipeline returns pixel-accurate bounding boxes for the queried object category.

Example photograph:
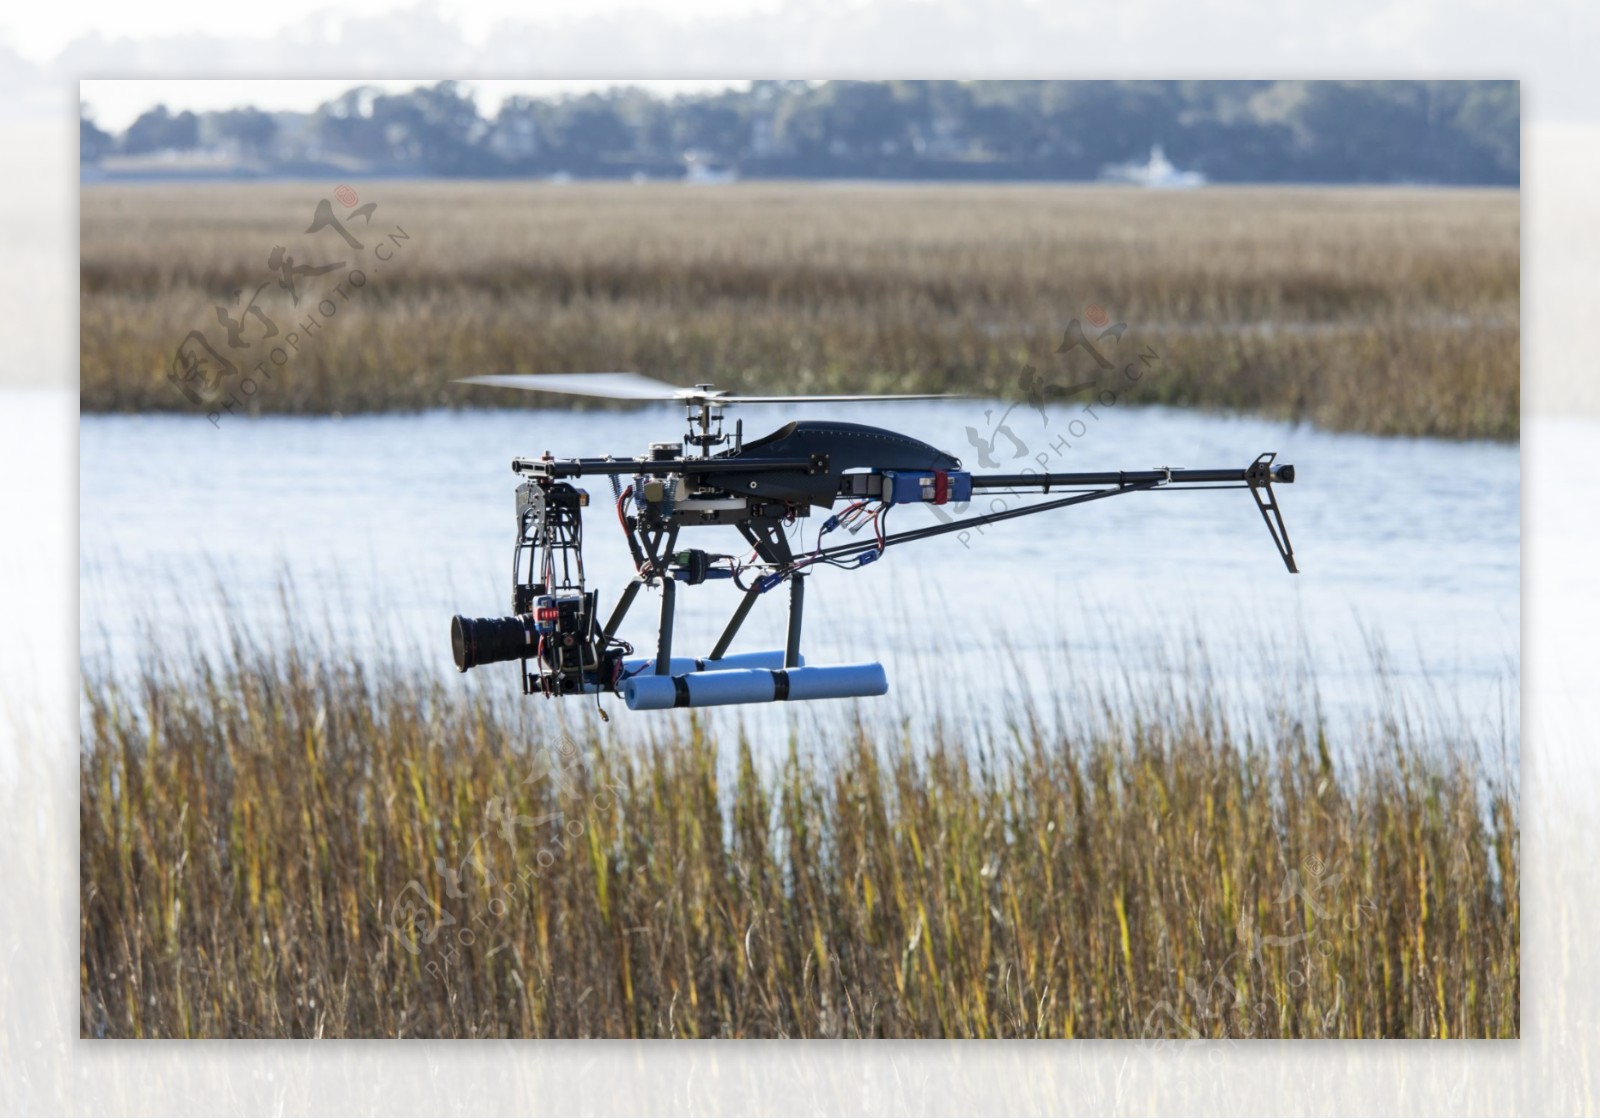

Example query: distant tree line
[81,79,1519,185]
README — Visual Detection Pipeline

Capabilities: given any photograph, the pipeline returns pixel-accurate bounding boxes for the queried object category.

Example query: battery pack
[845,469,972,506]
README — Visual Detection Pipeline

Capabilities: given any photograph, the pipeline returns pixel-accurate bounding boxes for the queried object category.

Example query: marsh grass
[79,618,1518,1039]
[79,183,1518,439]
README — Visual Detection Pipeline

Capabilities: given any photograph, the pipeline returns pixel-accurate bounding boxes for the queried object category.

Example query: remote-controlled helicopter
[449,372,1298,712]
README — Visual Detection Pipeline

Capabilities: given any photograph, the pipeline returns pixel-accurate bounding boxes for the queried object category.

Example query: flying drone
[449,373,1298,712]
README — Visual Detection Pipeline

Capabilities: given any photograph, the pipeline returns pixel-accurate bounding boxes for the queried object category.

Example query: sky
[6,0,782,64]
[22,0,1599,131]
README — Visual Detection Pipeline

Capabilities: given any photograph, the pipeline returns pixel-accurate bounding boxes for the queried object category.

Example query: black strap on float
[668,667,791,706]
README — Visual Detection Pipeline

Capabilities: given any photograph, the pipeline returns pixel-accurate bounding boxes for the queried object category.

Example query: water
[78,400,1519,745]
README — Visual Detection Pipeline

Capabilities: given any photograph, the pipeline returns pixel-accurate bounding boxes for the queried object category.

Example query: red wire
[616,485,653,577]
[615,485,632,533]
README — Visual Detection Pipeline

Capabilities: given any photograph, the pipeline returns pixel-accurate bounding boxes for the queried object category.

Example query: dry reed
[80,621,1518,1038]
[79,182,1518,439]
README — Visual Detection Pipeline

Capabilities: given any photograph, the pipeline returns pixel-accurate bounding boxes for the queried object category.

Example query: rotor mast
[684,385,730,456]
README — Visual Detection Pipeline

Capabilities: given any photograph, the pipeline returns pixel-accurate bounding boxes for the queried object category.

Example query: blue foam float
[620,649,802,677]
[622,662,889,711]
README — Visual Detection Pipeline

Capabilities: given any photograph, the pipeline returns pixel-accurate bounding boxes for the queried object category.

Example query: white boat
[1102,144,1207,189]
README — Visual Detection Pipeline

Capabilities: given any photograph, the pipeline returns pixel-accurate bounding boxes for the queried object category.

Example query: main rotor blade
[456,372,686,400]
[456,373,971,405]
[722,392,968,403]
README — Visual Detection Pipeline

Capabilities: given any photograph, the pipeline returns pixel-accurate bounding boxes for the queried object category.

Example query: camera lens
[451,614,536,672]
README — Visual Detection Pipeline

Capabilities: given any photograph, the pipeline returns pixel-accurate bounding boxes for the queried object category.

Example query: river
[75,397,1519,749]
